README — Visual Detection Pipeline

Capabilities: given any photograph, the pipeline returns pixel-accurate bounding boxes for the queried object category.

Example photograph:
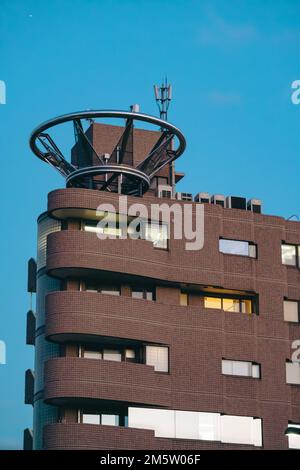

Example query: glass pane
[83,350,102,360]
[144,222,168,249]
[222,360,233,375]
[146,291,154,301]
[282,244,297,266]
[232,361,251,376]
[103,349,122,362]
[101,286,120,296]
[284,300,299,322]
[204,297,222,309]
[101,414,119,426]
[241,299,252,314]
[252,364,260,378]
[146,346,169,372]
[132,290,143,299]
[82,413,100,425]
[180,293,188,306]
[219,239,249,256]
[125,349,135,359]
[223,298,240,312]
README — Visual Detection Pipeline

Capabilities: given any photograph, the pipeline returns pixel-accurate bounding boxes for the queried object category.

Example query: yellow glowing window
[223,298,240,313]
[180,293,188,306]
[204,297,222,309]
[241,299,252,314]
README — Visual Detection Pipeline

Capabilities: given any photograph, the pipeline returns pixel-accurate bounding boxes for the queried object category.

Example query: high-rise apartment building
[24,108,300,450]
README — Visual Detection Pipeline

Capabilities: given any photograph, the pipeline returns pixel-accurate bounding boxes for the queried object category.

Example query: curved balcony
[45,290,226,344]
[44,357,171,407]
[43,422,256,450]
[46,229,256,291]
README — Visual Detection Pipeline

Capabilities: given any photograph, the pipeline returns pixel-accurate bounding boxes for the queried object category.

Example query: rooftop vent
[194,192,210,203]
[176,192,193,201]
[211,194,225,207]
[247,199,262,214]
[226,196,247,210]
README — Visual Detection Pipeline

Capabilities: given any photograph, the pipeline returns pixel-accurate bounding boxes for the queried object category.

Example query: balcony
[43,422,257,450]
[46,228,260,292]
[45,290,230,344]
[44,357,171,407]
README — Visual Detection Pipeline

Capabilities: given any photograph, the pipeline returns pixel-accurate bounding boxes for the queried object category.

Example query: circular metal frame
[29,110,186,161]
[66,164,150,192]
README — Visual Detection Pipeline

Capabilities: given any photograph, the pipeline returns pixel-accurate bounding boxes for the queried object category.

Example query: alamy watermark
[92,195,205,251]
[0,80,6,105]
[291,80,300,105]
[0,340,6,365]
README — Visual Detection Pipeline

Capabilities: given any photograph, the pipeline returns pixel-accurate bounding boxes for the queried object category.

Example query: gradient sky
[0,0,300,449]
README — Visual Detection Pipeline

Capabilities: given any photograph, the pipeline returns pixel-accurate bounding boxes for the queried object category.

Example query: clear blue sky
[0,0,299,449]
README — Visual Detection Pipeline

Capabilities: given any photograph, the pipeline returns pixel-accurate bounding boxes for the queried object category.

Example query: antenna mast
[154,77,172,121]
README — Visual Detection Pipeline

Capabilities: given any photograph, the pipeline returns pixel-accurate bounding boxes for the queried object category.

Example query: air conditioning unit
[157,184,173,199]
[226,196,247,210]
[247,199,262,214]
[176,192,193,201]
[210,194,225,207]
[194,192,210,203]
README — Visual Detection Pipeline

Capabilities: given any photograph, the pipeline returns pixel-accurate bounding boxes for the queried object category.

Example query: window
[132,287,155,301]
[222,359,260,378]
[180,292,188,306]
[286,423,300,449]
[145,345,169,372]
[84,282,120,296]
[80,346,121,362]
[284,300,299,323]
[282,243,300,267]
[84,220,122,237]
[128,407,262,446]
[204,296,254,314]
[82,413,100,425]
[83,216,168,250]
[219,239,257,258]
[103,349,122,362]
[143,222,168,249]
[83,349,102,360]
[125,348,136,363]
[286,361,300,385]
[81,412,119,426]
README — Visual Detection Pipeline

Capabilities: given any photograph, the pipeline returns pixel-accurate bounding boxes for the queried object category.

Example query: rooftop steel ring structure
[29,110,186,196]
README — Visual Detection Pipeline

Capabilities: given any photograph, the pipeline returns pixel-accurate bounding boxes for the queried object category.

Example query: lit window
[222,359,260,378]
[282,244,297,266]
[204,296,254,314]
[204,297,222,309]
[145,345,169,372]
[223,298,240,313]
[284,300,299,323]
[286,361,300,385]
[219,239,257,258]
[180,292,188,306]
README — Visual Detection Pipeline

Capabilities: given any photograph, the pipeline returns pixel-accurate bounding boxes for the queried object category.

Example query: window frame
[283,298,300,323]
[203,293,257,315]
[219,237,257,259]
[222,358,261,379]
[131,286,156,301]
[281,242,300,268]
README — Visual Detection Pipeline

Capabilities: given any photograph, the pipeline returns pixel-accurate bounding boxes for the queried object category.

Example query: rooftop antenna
[154,77,172,121]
